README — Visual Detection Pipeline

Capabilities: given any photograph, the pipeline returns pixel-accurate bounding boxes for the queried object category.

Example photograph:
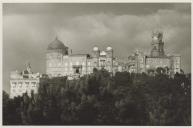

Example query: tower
[151,31,165,57]
[46,37,68,77]
[106,46,113,58]
[171,55,181,74]
[106,46,113,72]
[92,46,100,68]
[134,50,145,73]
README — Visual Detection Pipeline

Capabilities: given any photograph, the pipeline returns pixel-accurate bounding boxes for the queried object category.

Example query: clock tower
[151,31,165,57]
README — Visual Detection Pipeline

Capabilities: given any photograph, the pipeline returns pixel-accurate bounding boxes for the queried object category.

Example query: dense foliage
[3,69,191,125]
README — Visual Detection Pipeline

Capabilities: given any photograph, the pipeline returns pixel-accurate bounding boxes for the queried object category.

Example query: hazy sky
[3,3,191,93]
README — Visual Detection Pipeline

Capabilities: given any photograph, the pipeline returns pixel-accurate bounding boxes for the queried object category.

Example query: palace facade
[10,63,41,98]
[128,31,181,75]
[46,37,121,78]
[10,30,182,98]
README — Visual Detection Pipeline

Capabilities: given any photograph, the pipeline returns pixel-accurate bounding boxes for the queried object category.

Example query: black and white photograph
[2,2,191,126]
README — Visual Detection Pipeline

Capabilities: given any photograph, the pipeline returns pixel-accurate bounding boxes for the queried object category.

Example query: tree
[3,69,191,125]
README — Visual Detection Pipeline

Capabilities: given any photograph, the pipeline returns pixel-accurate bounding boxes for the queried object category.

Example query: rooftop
[47,37,68,50]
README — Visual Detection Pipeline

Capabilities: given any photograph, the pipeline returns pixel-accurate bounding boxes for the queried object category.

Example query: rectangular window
[32,82,36,84]
[25,82,29,85]
[12,82,17,85]
[12,82,17,88]
[31,82,36,87]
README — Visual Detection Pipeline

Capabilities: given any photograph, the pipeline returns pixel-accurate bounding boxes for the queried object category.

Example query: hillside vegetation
[3,69,191,125]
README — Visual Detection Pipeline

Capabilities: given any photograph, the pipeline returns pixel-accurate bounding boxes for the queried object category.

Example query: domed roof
[106,46,113,51]
[100,51,106,56]
[47,37,68,50]
[93,46,99,51]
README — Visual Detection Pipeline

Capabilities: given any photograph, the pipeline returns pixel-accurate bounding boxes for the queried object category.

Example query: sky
[3,3,191,93]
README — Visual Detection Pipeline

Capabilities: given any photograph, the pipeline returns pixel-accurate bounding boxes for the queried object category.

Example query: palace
[10,30,181,98]
[46,37,121,78]
[46,31,181,78]
[128,31,181,75]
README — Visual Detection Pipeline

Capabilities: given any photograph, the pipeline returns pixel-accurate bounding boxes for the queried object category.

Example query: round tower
[106,46,113,73]
[106,46,113,58]
[92,46,100,58]
[46,37,68,76]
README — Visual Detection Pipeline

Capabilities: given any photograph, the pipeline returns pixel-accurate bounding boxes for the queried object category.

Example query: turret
[92,46,100,58]
[92,46,100,68]
[105,46,114,73]
[106,46,113,58]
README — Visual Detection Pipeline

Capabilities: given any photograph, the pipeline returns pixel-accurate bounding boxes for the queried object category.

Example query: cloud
[52,9,190,56]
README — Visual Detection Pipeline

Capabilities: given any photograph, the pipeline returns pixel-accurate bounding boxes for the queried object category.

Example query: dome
[106,46,113,51]
[100,51,106,56]
[93,46,99,51]
[47,37,68,50]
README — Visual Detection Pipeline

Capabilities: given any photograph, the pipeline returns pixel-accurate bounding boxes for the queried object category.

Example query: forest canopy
[3,69,191,125]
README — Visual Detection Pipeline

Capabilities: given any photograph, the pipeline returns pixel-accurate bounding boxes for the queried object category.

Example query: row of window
[11,89,38,94]
[174,65,180,68]
[11,83,38,88]
[52,71,93,77]
[50,68,93,74]
[148,59,169,63]
[11,86,37,89]
[48,67,93,72]
[12,81,37,84]
[48,61,114,68]
[146,64,170,68]
[48,62,92,67]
